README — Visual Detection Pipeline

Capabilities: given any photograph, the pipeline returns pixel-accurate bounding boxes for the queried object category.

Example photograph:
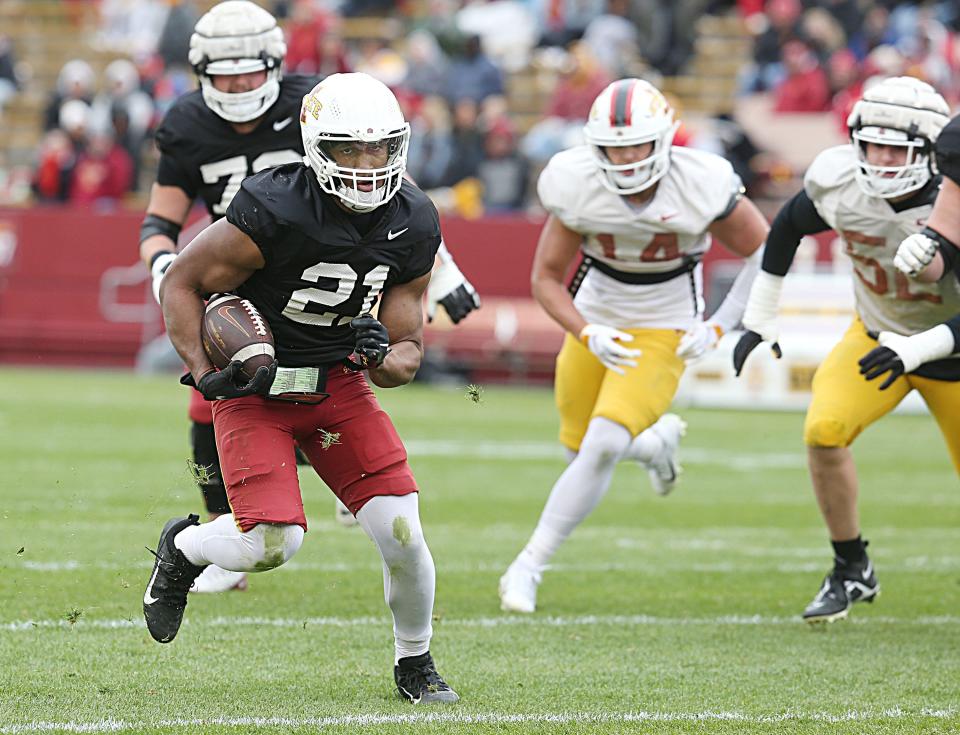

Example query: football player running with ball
[139,1,479,592]
[733,77,960,623]
[142,73,458,704]
[498,79,769,614]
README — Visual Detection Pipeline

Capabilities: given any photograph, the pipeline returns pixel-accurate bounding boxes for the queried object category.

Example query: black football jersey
[226,164,441,366]
[154,75,317,219]
[937,114,960,188]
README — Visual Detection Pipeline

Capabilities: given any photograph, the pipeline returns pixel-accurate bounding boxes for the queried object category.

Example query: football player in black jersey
[138,1,479,592]
[142,73,458,705]
[873,112,960,383]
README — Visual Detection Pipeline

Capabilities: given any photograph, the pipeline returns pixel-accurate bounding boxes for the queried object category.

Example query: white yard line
[1,709,957,733]
[404,440,806,469]
[4,612,960,634]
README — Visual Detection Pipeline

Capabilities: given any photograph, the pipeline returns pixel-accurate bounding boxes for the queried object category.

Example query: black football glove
[732,329,782,377]
[180,360,277,400]
[858,346,904,391]
[348,314,390,369]
[439,283,481,324]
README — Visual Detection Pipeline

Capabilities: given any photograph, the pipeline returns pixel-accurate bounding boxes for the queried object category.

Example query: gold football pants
[554,328,685,451]
[804,318,960,473]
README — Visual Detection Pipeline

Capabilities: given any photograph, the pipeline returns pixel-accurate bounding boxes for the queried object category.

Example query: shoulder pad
[804,145,857,201]
[667,147,742,221]
[936,114,960,186]
[537,146,594,226]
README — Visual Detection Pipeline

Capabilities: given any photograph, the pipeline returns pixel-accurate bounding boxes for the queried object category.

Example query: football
[201,294,275,381]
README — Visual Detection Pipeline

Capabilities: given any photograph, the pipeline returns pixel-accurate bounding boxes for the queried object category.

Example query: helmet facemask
[306,128,410,213]
[851,125,932,199]
[590,122,679,195]
[196,56,282,123]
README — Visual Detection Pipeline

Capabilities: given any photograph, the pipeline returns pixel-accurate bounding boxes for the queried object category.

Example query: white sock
[174,514,304,572]
[622,424,663,464]
[519,417,632,571]
[356,494,435,664]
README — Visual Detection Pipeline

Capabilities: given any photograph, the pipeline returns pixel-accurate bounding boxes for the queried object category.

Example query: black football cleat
[394,651,459,704]
[143,514,205,643]
[802,556,879,623]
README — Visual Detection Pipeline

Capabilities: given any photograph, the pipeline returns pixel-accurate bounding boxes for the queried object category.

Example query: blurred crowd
[3,0,959,213]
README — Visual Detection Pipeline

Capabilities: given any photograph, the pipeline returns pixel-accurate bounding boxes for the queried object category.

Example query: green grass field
[1,366,958,734]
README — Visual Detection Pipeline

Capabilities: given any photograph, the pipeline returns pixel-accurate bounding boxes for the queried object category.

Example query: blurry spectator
[69,131,134,206]
[285,0,349,75]
[477,117,529,212]
[581,0,639,78]
[353,37,409,87]
[33,100,91,202]
[340,0,395,16]
[773,39,830,112]
[401,30,449,99]
[441,97,486,186]
[740,0,802,93]
[456,1,538,72]
[847,6,896,61]
[44,60,95,132]
[827,48,863,133]
[406,95,454,190]
[900,12,954,94]
[800,7,847,62]
[0,36,20,115]
[445,35,505,104]
[521,42,609,164]
[91,59,155,145]
[157,0,199,69]
[530,0,605,47]
[96,0,168,56]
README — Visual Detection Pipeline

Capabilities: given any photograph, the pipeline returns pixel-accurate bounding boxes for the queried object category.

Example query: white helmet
[188,1,286,123]
[847,76,950,199]
[582,79,679,195]
[300,73,411,213]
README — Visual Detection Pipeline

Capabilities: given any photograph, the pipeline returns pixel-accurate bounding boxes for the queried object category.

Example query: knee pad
[190,422,230,514]
[803,416,851,448]
[244,523,304,571]
[578,418,632,467]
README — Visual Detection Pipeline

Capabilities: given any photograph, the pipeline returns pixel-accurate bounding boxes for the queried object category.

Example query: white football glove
[894,232,938,277]
[579,324,641,374]
[150,252,176,305]
[677,320,723,362]
[426,259,481,324]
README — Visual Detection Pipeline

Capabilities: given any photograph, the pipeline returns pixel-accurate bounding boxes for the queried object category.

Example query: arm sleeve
[761,189,831,276]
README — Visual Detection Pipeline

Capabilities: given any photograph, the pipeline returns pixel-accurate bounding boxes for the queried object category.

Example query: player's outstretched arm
[895,177,960,282]
[367,271,432,388]
[676,197,769,362]
[427,241,481,324]
[140,184,193,303]
[160,218,265,382]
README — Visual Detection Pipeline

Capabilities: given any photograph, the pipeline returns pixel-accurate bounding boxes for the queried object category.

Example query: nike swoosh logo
[660,213,679,222]
[387,228,408,240]
[273,117,293,131]
[144,563,161,605]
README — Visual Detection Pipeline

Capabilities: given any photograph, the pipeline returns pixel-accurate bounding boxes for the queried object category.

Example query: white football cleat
[498,559,542,614]
[645,413,686,496]
[334,497,358,527]
[189,565,248,594]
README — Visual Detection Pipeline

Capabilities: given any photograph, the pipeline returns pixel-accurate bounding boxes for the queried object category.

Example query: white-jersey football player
[498,79,768,614]
[733,76,960,623]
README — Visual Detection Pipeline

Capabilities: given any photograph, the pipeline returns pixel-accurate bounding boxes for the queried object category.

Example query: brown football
[201,294,275,381]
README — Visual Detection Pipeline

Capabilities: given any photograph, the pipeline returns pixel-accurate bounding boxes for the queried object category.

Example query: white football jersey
[537,145,742,330]
[805,145,960,335]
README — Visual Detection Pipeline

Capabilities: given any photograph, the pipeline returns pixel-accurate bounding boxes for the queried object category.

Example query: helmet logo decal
[303,95,323,120]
